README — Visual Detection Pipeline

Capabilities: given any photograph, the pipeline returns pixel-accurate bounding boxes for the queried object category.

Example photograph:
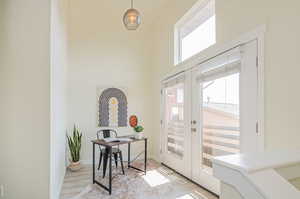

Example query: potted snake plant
[67,125,82,171]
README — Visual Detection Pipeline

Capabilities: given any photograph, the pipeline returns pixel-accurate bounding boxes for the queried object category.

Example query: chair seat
[100,148,121,154]
[97,129,125,177]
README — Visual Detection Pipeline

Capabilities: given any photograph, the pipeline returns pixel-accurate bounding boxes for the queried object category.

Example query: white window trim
[174,0,215,65]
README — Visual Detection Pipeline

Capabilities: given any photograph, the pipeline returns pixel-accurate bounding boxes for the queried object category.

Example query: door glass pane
[165,83,184,159]
[202,73,240,172]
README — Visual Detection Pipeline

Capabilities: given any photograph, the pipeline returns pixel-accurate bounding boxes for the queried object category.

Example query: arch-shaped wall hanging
[98,88,128,127]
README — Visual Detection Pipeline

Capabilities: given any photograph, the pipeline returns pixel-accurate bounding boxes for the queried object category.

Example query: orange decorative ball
[129,115,138,127]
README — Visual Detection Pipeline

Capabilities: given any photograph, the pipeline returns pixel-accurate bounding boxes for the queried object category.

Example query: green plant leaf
[67,125,83,162]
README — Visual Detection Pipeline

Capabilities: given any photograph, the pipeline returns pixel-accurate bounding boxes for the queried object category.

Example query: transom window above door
[174,0,216,64]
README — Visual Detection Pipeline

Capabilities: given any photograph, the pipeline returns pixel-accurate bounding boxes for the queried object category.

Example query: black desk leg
[109,147,112,195]
[128,143,131,168]
[144,139,147,174]
[93,143,95,184]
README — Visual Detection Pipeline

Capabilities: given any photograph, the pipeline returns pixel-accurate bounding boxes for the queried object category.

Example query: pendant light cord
[131,0,133,8]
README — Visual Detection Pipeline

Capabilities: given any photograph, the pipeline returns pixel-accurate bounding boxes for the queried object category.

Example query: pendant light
[123,0,141,30]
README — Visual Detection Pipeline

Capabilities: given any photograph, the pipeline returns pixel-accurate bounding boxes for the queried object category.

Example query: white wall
[149,0,300,160]
[0,0,51,198]
[220,183,243,199]
[50,0,69,198]
[67,0,155,163]
[216,0,300,150]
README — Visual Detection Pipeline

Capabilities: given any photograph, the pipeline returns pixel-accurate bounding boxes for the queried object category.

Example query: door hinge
[256,56,259,67]
[160,89,163,95]
[256,122,259,134]
[160,120,163,125]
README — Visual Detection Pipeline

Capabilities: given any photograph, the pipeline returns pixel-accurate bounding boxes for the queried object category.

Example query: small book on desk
[103,138,132,143]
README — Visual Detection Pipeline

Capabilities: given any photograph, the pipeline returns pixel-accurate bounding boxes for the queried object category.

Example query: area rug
[60,160,216,199]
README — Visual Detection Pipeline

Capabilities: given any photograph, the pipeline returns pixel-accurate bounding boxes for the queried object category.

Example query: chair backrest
[97,129,118,140]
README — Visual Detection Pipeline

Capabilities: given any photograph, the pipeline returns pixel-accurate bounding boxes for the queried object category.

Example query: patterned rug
[60,160,217,199]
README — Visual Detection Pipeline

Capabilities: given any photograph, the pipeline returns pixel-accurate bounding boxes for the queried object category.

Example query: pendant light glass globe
[123,0,141,30]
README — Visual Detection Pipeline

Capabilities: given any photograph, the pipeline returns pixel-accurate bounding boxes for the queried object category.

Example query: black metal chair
[97,129,125,178]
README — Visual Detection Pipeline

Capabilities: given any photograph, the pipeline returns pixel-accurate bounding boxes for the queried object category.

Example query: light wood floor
[290,178,300,190]
[60,160,218,199]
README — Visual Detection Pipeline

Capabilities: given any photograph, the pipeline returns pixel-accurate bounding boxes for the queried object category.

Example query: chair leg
[103,152,108,178]
[98,151,103,170]
[119,152,125,175]
[114,153,118,168]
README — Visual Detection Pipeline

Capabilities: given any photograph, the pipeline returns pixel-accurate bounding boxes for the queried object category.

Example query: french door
[161,73,192,178]
[191,48,242,194]
[161,40,260,195]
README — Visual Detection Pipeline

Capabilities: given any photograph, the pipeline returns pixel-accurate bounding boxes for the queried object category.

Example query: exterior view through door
[161,40,260,195]
[161,74,192,178]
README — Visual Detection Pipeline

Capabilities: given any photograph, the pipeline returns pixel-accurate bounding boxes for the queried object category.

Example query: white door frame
[160,25,265,160]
